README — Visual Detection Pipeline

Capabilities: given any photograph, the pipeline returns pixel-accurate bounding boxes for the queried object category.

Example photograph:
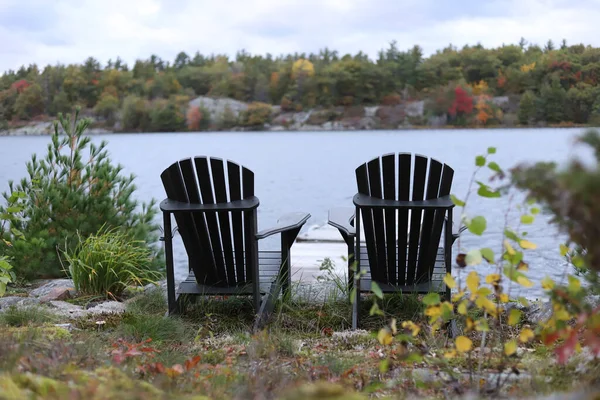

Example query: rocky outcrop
[2,96,520,135]
[30,279,76,298]
[188,96,248,120]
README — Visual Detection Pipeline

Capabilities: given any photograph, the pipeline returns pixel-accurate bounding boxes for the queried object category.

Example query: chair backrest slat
[381,154,397,285]
[228,161,246,283]
[161,157,258,287]
[406,155,427,285]
[241,167,255,282]
[367,158,387,282]
[194,157,228,285]
[210,158,237,285]
[397,153,411,285]
[355,153,454,288]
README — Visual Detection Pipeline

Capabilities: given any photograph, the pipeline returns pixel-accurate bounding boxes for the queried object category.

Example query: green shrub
[93,92,119,126]
[240,102,272,129]
[0,257,15,297]
[148,98,186,132]
[1,109,161,280]
[62,227,162,298]
[518,90,537,125]
[121,95,150,131]
[0,190,26,294]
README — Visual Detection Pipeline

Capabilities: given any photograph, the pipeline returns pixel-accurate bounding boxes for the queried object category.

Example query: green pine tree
[518,90,538,125]
[2,108,162,279]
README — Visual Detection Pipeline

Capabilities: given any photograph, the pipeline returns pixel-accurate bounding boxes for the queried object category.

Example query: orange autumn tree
[186,106,203,131]
[475,95,494,125]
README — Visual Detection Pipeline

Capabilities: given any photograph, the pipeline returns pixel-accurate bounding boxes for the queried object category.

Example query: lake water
[0,128,594,299]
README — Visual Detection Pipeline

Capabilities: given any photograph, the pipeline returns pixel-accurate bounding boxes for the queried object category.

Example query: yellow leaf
[443,273,456,289]
[508,309,522,326]
[504,240,515,255]
[390,318,397,335]
[568,275,581,293]
[519,240,537,250]
[559,244,569,257]
[475,296,498,316]
[485,273,501,285]
[458,301,468,315]
[499,293,509,303]
[452,291,465,303]
[465,317,475,332]
[401,321,420,337]
[519,328,535,343]
[425,305,441,318]
[541,276,555,290]
[475,319,490,332]
[555,308,571,321]
[444,350,457,359]
[455,336,473,353]
[377,327,393,345]
[517,261,529,271]
[517,276,534,288]
[466,271,480,293]
[504,340,518,356]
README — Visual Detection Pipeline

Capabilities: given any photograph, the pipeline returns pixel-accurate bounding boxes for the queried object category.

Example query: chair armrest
[160,196,259,212]
[256,212,311,240]
[353,193,455,210]
[327,207,356,237]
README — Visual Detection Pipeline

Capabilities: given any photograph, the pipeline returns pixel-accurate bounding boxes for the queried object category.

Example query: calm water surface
[0,128,593,298]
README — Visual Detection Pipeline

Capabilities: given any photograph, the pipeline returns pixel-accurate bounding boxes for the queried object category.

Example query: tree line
[2,38,600,131]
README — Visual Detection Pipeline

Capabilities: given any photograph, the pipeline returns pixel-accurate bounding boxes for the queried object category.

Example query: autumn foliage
[10,79,30,94]
[448,86,473,117]
[186,106,203,131]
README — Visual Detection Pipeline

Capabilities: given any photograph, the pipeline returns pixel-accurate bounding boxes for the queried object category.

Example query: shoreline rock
[5,95,578,137]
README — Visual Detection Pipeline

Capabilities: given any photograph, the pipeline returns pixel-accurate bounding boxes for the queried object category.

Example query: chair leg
[163,212,179,316]
[352,205,362,330]
[254,279,281,332]
[352,287,360,330]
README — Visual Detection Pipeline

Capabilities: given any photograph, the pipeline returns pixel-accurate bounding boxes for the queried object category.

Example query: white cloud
[1,0,600,71]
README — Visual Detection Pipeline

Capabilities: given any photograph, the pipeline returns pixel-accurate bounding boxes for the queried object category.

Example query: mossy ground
[0,288,598,400]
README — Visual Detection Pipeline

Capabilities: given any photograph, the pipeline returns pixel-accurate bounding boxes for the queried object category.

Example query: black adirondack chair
[160,156,310,329]
[328,153,464,329]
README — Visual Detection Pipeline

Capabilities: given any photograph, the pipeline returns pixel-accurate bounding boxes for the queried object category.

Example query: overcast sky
[1,0,599,72]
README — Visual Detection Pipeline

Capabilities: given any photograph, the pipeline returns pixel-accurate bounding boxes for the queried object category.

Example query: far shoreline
[0,122,595,137]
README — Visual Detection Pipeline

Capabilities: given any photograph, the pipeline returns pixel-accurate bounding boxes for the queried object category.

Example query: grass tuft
[119,313,192,344]
[126,287,167,315]
[0,305,58,327]
[61,227,163,299]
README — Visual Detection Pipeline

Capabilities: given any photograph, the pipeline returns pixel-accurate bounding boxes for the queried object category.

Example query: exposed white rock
[188,96,248,120]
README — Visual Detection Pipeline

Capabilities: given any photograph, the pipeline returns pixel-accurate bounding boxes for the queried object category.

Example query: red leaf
[542,331,561,346]
[584,331,600,357]
[185,355,201,371]
[555,330,578,364]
